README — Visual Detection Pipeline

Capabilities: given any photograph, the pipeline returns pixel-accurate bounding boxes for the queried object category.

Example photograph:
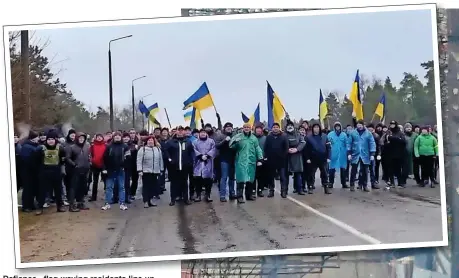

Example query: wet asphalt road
[84,173,444,260]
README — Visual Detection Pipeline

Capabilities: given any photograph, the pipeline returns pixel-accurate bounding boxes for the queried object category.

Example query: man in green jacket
[414,126,438,188]
[229,123,263,203]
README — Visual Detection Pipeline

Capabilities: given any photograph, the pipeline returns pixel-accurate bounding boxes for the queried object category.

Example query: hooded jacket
[327,122,348,170]
[382,121,407,159]
[304,124,329,163]
[90,136,106,169]
[66,133,91,169]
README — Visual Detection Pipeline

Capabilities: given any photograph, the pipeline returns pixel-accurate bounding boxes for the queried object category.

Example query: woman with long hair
[136,136,164,207]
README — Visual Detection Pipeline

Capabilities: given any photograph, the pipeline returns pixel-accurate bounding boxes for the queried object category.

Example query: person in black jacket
[381,120,407,187]
[14,135,22,192]
[263,123,289,198]
[215,122,237,202]
[36,131,67,215]
[115,132,138,204]
[19,131,40,212]
[304,123,331,195]
[367,124,381,189]
[164,126,194,206]
[101,131,131,211]
[128,129,139,200]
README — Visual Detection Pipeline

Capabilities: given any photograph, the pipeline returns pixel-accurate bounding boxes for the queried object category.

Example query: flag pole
[371,113,375,123]
[164,108,172,128]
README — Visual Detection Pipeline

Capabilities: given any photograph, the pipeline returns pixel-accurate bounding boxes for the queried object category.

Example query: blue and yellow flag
[241,112,250,123]
[266,81,285,128]
[183,82,215,111]
[138,101,149,116]
[139,101,160,126]
[349,70,364,120]
[189,107,202,129]
[374,92,386,123]
[319,89,328,128]
[184,110,193,121]
[241,103,261,126]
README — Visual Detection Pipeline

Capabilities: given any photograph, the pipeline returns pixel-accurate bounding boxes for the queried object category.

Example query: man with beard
[347,120,376,192]
[102,131,130,211]
[19,131,40,212]
[264,123,288,198]
[304,123,331,195]
[403,123,418,184]
[164,126,194,206]
[216,122,237,202]
[327,122,349,189]
[66,132,91,212]
[36,131,67,215]
[253,124,267,197]
[366,124,381,189]
[285,121,306,195]
[192,129,216,202]
[229,123,263,203]
[381,120,407,188]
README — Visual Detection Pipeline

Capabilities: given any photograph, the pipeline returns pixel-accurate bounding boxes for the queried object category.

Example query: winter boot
[324,185,331,194]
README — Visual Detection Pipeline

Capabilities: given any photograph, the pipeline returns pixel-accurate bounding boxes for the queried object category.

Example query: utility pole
[21,30,30,122]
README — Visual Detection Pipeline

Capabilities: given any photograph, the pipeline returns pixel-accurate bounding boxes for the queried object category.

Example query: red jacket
[90,140,106,168]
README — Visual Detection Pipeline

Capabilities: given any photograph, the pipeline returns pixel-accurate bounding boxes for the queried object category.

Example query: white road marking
[275,189,382,245]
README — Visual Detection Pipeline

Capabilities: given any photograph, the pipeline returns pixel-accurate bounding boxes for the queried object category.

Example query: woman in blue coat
[327,122,348,188]
[346,120,376,192]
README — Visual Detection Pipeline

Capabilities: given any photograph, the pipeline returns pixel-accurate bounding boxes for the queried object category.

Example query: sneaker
[150,199,157,207]
[130,196,136,201]
[43,203,50,208]
[101,203,111,210]
[63,200,69,206]
[144,202,149,208]
[120,203,128,210]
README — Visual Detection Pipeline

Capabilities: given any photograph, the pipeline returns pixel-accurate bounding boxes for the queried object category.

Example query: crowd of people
[13,115,440,215]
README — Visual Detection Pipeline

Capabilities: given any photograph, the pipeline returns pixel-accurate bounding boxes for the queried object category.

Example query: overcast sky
[31,8,434,127]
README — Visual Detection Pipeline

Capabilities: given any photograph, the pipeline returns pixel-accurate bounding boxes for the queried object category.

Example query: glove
[138,171,143,176]
[225,136,231,141]
[376,155,381,160]
[370,156,374,161]
[202,155,207,161]
[102,170,107,174]
[327,159,331,163]
[257,162,262,166]
[306,159,311,164]
[348,155,352,161]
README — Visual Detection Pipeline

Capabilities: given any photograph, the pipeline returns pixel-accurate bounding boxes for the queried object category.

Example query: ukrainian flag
[183,82,215,111]
[267,81,285,128]
[349,70,364,120]
[138,101,160,126]
[189,107,202,129]
[374,92,386,123]
[148,103,159,115]
[184,110,193,121]
[241,112,250,123]
[319,89,328,128]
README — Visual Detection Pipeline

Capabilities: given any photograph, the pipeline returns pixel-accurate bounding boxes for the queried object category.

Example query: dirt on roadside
[19,203,111,263]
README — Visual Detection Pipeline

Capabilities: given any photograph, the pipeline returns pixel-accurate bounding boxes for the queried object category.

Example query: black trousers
[188,170,197,198]
[38,170,62,208]
[419,155,435,182]
[63,167,74,200]
[433,156,439,181]
[123,170,132,201]
[329,168,346,187]
[255,163,268,192]
[413,157,422,183]
[90,166,104,200]
[142,173,160,202]
[268,165,287,192]
[21,169,38,210]
[307,161,328,188]
[213,156,221,183]
[159,170,166,192]
[374,159,381,182]
[381,153,389,181]
[195,177,212,196]
[237,182,254,198]
[388,157,404,185]
[350,159,369,187]
[68,167,89,204]
[129,170,139,196]
[170,168,189,201]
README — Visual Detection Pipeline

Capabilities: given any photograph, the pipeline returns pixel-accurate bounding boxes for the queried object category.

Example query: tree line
[10,32,437,135]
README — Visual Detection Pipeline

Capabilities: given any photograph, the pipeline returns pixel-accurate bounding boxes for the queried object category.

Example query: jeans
[292,172,303,192]
[105,170,126,204]
[219,161,235,198]
[369,160,376,185]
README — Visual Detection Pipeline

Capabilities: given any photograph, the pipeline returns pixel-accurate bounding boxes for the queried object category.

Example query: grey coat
[66,143,91,169]
[136,146,164,174]
[286,131,306,173]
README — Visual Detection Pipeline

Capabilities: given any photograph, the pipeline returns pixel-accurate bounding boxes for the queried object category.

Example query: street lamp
[131,75,147,128]
[108,35,132,131]
[139,93,153,130]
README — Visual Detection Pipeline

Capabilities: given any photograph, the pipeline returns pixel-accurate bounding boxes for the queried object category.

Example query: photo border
[1,3,447,269]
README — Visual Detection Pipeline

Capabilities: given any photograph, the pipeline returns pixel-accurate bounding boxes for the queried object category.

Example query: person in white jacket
[137,136,164,208]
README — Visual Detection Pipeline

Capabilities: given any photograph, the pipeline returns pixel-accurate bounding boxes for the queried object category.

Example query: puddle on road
[177,204,198,254]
